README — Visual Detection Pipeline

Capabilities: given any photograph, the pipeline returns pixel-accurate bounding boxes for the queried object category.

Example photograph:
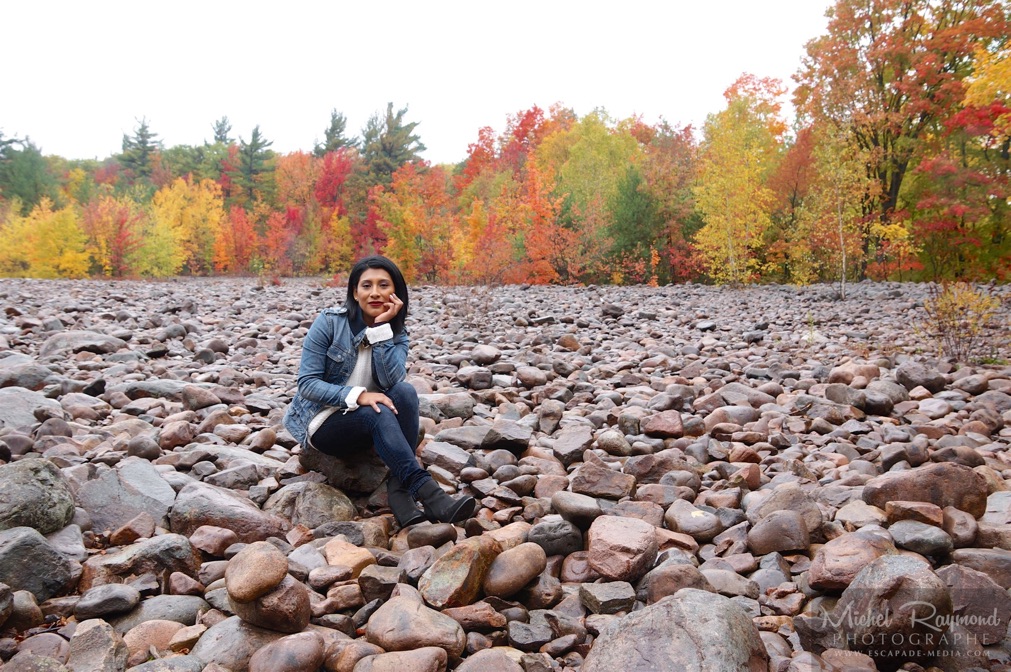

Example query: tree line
[1,0,1008,285]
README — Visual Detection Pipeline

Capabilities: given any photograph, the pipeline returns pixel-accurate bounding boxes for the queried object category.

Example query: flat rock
[75,459,176,532]
[298,441,388,494]
[66,619,128,672]
[262,481,356,529]
[75,583,142,620]
[40,330,127,357]
[108,595,210,635]
[0,387,63,430]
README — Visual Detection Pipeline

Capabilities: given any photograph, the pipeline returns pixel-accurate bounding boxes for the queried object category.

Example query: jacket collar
[349,309,368,343]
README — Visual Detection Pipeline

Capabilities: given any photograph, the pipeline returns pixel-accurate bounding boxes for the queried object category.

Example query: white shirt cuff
[365,323,394,344]
[344,386,366,412]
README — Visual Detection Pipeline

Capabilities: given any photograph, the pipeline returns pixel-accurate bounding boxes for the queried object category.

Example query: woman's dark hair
[344,255,409,334]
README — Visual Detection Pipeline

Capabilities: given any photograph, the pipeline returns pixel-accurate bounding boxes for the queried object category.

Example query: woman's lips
[368,302,385,307]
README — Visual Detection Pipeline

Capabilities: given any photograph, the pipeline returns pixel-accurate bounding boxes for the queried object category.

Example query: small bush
[918,281,1004,363]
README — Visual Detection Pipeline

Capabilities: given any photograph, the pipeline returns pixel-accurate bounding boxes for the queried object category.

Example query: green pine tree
[314,109,357,157]
[360,103,426,186]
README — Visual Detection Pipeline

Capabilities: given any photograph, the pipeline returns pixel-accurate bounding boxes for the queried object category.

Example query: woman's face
[353,267,395,326]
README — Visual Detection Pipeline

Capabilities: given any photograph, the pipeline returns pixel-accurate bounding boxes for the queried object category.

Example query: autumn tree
[148,177,225,275]
[81,194,146,277]
[608,164,663,283]
[213,205,257,274]
[908,103,1010,279]
[373,162,458,283]
[634,121,704,283]
[314,110,357,157]
[0,199,89,278]
[695,76,785,284]
[531,110,639,282]
[314,149,358,215]
[805,125,877,295]
[795,0,1008,238]
[275,152,320,209]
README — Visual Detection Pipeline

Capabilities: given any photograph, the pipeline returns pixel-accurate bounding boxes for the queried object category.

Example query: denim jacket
[282,306,409,445]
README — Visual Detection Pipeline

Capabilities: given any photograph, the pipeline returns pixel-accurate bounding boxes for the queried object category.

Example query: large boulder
[582,588,768,671]
[169,481,289,543]
[262,481,355,528]
[189,616,285,670]
[808,528,897,591]
[0,458,75,534]
[297,442,387,494]
[835,555,952,668]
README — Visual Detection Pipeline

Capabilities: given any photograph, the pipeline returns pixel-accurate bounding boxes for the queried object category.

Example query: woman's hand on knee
[359,392,398,414]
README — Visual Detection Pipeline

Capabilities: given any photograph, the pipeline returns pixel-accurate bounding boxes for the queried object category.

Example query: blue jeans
[310,381,431,497]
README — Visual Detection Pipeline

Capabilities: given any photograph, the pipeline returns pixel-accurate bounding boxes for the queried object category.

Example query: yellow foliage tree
[0,198,89,278]
[149,177,225,275]
[695,93,781,284]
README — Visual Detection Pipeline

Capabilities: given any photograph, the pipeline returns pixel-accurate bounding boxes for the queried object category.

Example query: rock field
[0,277,1010,672]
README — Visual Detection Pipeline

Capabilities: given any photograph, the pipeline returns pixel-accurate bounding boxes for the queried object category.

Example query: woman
[283,255,475,526]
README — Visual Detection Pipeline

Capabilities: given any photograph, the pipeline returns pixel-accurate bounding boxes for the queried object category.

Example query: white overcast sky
[1,1,834,166]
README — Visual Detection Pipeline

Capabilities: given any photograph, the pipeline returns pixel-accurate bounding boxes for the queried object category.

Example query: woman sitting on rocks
[283,255,475,526]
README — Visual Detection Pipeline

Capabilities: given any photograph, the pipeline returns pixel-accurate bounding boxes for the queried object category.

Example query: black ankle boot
[416,479,476,524]
[387,475,427,527]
